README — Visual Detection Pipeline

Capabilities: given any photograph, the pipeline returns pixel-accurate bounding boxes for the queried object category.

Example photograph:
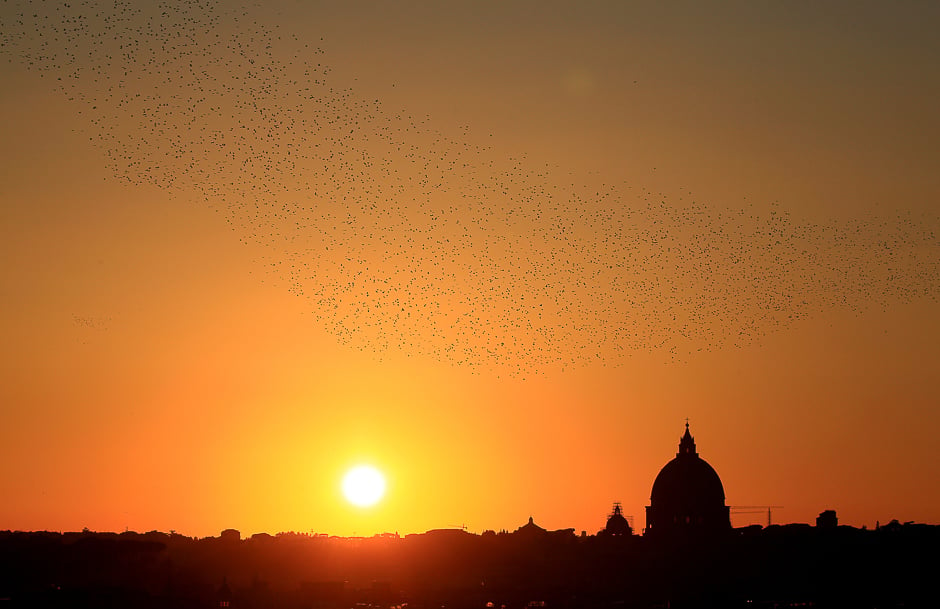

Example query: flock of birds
[2,0,937,375]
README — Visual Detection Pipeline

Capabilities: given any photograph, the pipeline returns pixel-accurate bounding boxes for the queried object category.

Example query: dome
[603,502,633,536]
[650,454,726,509]
[645,423,730,538]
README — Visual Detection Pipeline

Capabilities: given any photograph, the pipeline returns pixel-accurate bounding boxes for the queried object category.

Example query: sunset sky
[1,0,938,538]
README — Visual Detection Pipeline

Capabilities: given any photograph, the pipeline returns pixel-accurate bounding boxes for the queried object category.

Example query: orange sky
[1,0,938,538]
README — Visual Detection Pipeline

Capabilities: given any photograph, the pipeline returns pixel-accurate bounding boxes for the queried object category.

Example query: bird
[1,0,937,376]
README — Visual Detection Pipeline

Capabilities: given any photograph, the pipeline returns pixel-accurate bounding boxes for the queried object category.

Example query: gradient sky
[1,0,938,537]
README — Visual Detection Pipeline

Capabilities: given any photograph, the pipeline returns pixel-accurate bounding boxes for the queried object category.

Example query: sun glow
[341,465,387,507]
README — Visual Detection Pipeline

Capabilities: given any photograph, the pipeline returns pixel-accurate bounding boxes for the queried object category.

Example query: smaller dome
[514,516,546,537]
[604,502,632,536]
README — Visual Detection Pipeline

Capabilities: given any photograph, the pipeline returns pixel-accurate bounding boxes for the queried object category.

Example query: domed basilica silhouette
[645,422,730,538]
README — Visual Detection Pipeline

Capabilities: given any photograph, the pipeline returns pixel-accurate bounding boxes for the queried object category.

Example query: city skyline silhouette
[1,431,935,608]
[2,0,938,546]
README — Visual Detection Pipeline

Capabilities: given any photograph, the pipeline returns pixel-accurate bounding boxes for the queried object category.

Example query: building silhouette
[645,422,730,538]
[514,516,546,537]
[817,509,838,529]
[601,502,633,536]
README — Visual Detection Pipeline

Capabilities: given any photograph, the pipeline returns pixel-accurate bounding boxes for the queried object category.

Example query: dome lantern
[678,420,697,456]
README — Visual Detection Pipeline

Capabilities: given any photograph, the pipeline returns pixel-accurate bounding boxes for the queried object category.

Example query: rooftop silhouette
[2,518,936,609]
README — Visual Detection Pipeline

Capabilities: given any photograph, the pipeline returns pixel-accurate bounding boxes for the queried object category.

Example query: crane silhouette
[730,506,784,527]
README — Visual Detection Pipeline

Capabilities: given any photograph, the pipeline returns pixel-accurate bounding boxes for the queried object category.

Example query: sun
[341,465,386,507]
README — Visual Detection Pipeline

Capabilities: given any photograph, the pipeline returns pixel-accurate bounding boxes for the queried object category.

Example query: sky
[1,0,938,537]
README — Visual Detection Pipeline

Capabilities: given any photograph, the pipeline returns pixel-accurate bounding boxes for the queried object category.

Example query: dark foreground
[1,521,936,609]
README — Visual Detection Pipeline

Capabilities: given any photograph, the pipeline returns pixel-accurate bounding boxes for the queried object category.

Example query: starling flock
[3,0,937,375]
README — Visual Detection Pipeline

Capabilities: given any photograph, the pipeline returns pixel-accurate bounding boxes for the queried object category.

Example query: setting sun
[342,465,387,507]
